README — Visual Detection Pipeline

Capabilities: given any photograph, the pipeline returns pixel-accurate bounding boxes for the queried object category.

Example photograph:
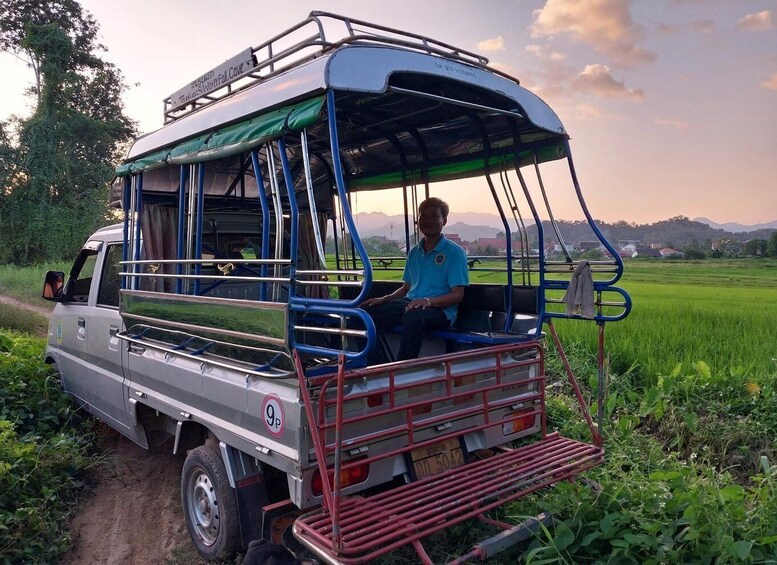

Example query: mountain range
[353,212,777,246]
[691,217,777,233]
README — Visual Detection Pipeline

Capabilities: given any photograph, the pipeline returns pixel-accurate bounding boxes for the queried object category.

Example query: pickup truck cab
[45,225,133,436]
[44,12,630,564]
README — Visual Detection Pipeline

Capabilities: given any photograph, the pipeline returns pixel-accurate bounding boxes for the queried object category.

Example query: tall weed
[0,331,95,563]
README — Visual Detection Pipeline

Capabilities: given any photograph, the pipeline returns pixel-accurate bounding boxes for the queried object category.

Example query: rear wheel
[181,444,239,560]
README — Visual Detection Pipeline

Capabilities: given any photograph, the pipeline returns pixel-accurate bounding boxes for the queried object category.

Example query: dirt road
[0,293,52,317]
[60,425,191,565]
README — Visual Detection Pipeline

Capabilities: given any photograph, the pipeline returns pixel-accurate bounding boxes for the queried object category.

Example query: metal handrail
[121,258,291,266]
[117,326,293,378]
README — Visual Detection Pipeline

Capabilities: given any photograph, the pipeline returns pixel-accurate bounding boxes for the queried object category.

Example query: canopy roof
[117,45,569,191]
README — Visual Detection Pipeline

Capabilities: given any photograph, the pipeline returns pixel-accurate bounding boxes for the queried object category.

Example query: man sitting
[361,197,469,361]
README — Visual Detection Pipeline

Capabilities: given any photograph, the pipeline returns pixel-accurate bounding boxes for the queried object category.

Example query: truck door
[54,240,130,430]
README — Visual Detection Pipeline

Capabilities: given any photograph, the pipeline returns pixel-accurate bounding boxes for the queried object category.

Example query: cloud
[657,19,714,35]
[531,0,656,68]
[572,64,645,99]
[762,73,777,90]
[477,36,505,52]
[653,117,689,131]
[525,44,542,56]
[738,11,773,31]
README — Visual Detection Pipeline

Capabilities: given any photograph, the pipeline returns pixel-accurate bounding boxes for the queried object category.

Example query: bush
[0,331,95,563]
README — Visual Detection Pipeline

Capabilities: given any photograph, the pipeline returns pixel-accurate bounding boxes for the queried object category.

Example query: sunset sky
[1,0,775,225]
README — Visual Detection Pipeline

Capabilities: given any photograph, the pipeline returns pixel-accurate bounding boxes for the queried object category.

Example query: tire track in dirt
[0,293,52,318]
[60,425,190,565]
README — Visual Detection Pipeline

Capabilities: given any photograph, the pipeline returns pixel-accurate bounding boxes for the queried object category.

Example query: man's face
[418,205,446,238]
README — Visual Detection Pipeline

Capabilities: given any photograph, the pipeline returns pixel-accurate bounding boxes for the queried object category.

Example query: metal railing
[163,11,492,122]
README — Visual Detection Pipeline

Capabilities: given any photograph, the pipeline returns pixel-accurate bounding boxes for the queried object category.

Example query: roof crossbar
[163,11,493,123]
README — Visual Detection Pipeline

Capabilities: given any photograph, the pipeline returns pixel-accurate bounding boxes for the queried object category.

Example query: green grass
[0,303,49,336]
[0,261,70,304]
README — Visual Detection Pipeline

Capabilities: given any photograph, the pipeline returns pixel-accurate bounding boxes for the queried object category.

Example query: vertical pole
[133,174,144,290]
[332,354,346,550]
[251,149,271,301]
[121,176,131,290]
[325,89,372,305]
[266,145,284,302]
[193,163,205,296]
[301,130,328,266]
[597,321,606,446]
[176,165,187,295]
[548,320,601,446]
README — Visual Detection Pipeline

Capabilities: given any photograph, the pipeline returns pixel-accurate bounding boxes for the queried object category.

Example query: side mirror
[42,271,65,301]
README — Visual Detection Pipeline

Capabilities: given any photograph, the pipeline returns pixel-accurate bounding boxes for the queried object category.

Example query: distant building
[475,237,508,252]
[446,233,463,245]
[634,247,662,258]
[660,247,683,257]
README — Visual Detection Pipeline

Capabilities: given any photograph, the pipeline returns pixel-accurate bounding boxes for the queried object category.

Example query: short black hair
[419,197,449,220]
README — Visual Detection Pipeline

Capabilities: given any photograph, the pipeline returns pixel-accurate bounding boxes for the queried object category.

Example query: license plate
[410,438,465,479]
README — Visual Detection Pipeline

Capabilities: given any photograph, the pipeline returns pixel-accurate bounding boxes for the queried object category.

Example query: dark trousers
[364,298,450,362]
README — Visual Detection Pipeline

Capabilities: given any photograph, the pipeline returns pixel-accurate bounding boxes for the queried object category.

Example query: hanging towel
[563,259,595,319]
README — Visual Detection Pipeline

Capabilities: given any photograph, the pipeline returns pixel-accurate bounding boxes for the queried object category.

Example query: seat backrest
[509,286,538,315]
[454,285,505,331]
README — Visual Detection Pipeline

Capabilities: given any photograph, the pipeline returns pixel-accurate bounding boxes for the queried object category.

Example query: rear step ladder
[294,434,602,564]
[292,341,604,564]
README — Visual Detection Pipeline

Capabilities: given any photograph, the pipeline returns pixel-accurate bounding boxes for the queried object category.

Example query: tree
[768,232,777,258]
[0,1,135,263]
[743,239,767,257]
[0,0,98,108]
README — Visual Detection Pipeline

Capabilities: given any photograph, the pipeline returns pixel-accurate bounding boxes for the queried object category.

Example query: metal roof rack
[163,11,492,124]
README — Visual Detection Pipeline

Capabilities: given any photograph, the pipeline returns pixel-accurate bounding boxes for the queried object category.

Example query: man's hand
[360,296,387,308]
[405,297,432,310]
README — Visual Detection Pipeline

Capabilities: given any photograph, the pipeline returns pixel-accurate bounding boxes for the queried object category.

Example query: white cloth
[563,259,595,319]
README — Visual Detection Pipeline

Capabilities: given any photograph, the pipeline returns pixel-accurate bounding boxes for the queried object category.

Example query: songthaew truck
[43,12,631,564]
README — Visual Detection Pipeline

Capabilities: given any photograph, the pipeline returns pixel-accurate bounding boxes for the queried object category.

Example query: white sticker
[262,394,285,438]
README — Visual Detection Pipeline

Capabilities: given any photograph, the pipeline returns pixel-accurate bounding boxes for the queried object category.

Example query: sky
[1,0,776,225]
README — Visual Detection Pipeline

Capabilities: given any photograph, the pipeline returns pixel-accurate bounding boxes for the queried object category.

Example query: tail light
[311,460,370,496]
[503,410,536,436]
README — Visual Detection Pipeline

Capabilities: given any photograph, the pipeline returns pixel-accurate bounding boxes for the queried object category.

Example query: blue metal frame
[193,163,205,295]
[288,90,376,360]
[250,149,271,301]
[540,142,632,323]
[176,165,188,294]
[132,174,144,290]
[121,176,131,289]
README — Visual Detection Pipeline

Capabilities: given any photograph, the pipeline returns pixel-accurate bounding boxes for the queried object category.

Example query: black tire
[181,444,239,560]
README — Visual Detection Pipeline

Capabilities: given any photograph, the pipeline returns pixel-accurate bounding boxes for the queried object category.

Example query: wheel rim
[186,468,220,546]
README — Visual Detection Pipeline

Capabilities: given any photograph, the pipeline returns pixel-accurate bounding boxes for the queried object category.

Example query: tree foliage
[0,0,135,263]
[768,232,777,258]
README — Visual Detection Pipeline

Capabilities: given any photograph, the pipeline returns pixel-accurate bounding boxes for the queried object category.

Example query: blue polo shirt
[403,235,469,323]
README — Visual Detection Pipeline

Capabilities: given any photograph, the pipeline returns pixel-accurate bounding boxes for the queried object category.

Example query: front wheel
[181,444,239,560]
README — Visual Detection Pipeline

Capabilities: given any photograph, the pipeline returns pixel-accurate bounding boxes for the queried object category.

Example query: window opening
[97,244,123,307]
[67,249,98,304]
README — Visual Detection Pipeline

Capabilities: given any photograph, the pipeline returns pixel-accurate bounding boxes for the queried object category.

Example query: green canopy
[348,143,568,190]
[116,96,325,176]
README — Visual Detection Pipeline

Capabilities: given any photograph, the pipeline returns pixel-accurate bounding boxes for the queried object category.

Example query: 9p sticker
[262,394,285,438]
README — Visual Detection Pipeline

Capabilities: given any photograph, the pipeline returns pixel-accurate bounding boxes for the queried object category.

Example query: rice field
[555,259,777,385]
